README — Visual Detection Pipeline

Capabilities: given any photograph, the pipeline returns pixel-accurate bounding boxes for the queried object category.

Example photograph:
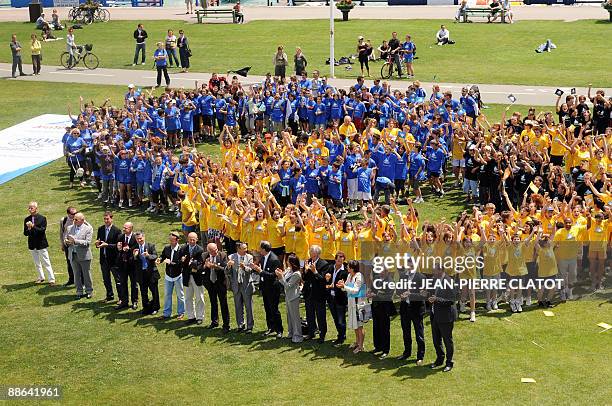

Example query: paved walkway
[0,4,607,23]
[4,62,609,106]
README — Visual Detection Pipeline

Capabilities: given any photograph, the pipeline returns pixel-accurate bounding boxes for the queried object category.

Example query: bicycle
[380,52,409,80]
[60,44,99,70]
[93,8,110,23]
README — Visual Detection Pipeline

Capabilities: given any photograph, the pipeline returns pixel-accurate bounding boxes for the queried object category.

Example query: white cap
[358,35,364,40]
[128,84,135,89]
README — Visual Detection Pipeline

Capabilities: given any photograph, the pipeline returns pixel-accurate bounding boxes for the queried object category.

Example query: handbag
[186,48,192,58]
[356,299,372,323]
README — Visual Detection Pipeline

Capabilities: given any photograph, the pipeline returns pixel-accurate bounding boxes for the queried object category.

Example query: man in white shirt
[436,25,454,46]
[157,232,185,319]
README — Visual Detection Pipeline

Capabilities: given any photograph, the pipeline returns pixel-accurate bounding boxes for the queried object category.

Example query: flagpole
[330,0,335,79]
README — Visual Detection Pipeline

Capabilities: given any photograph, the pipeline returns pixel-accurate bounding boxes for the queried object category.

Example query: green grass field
[0,80,611,404]
[1,19,611,87]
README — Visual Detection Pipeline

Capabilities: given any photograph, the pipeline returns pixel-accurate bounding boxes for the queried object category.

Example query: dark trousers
[372,301,392,353]
[12,55,24,77]
[139,271,160,313]
[431,318,454,367]
[64,248,75,283]
[179,48,190,69]
[119,262,139,304]
[399,302,425,359]
[206,284,230,328]
[262,287,283,333]
[327,296,347,340]
[274,65,286,79]
[305,297,327,338]
[225,237,237,256]
[31,54,41,74]
[134,43,146,64]
[393,53,402,76]
[100,258,120,300]
[156,66,170,87]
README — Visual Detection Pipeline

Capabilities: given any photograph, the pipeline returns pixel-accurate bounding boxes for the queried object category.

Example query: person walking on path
[10,34,25,78]
[133,23,148,66]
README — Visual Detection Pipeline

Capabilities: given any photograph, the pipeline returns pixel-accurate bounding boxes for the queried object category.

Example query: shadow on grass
[2,281,37,292]
[43,294,77,307]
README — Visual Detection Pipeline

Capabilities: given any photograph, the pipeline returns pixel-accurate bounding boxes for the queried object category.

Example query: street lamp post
[330,0,335,78]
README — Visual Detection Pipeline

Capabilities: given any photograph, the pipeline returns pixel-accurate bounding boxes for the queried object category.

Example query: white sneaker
[485,300,492,312]
[469,311,476,322]
[517,303,522,313]
[492,300,498,310]
[509,300,517,313]
[459,302,466,313]
[132,63,136,66]
[525,296,532,306]
[128,199,133,207]
[97,192,103,199]
[141,62,146,65]
[119,200,124,207]
[440,190,445,196]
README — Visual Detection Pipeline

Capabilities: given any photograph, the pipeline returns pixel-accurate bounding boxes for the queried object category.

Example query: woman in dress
[337,260,366,353]
[294,47,307,76]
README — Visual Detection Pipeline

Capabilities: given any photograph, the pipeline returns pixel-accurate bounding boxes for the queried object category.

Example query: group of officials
[24,203,457,372]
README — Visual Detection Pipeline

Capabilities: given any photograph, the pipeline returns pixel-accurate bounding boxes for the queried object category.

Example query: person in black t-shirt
[388,32,402,77]
[463,145,480,204]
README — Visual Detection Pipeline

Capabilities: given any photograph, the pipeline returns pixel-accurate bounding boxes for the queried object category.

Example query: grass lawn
[1,19,611,87]
[0,80,610,404]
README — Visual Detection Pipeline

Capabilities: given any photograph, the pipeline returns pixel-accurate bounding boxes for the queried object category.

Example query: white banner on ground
[0,114,72,185]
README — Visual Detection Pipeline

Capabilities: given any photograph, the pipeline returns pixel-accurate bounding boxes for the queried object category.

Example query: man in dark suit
[326,251,348,345]
[202,242,230,332]
[303,245,329,343]
[428,267,458,372]
[95,211,122,302]
[252,240,283,338]
[24,201,55,284]
[180,232,205,324]
[133,231,160,315]
[116,222,139,310]
[397,267,427,364]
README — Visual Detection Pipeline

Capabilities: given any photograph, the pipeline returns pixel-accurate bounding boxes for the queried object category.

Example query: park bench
[131,0,164,6]
[459,7,507,23]
[195,8,237,23]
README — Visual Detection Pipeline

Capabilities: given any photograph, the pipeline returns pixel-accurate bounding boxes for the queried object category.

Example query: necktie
[262,255,268,273]
[237,256,244,284]
[189,245,194,256]
[170,246,175,263]
[140,245,147,269]
[210,256,217,283]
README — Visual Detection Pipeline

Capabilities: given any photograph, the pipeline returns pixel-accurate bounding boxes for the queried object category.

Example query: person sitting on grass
[436,25,455,46]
